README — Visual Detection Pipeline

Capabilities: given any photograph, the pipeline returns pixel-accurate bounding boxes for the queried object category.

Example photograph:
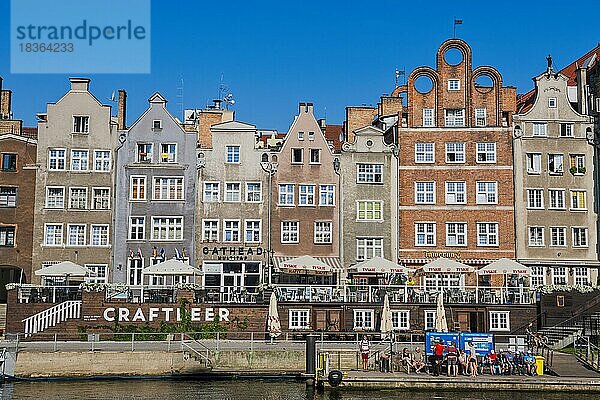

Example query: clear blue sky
[1,0,599,131]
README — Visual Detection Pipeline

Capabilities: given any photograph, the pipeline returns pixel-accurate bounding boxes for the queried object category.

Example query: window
[415,223,436,246]
[391,310,410,330]
[448,79,460,91]
[129,217,145,240]
[203,182,219,202]
[223,220,241,242]
[549,189,565,209]
[548,154,564,175]
[415,143,435,163]
[151,217,184,241]
[281,221,299,243]
[476,143,496,163]
[0,226,15,247]
[550,227,566,247]
[477,223,498,246]
[67,224,86,246]
[48,149,66,170]
[445,182,466,204]
[574,267,590,286]
[127,258,143,286]
[319,185,335,206]
[202,220,219,242]
[0,187,17,207]
[548,98,557,108]
[278,184,295,206]
[130,176,147,200]
[424,310,437,331]
[93,150,111,171]
[445,109,465,127]
[154,177,184,201]
[423,108,434,127]
[298,131,304,141]
[299,185,316,206]
[85,265,108,284]
[476,182,497,204]
[246,182,262,202]
[72,115,89,133]
[356,237,383,260]
[310,149,321,164]
[160,143,177,163]
[92,188,110,210]
[224,182,241,202]
[357,164,383,183]
[226,145,240,163]
[527,189,544,209]
[528,227,544,247]
[152,120,162,130]
[292,148,303,164]
[531,266,545,287]
[357,201,383,221]
[573,227,588,247]
[570,154,586,174]
[308,131,315,141]
[314,221,332,244]
[69,187,88,209]
[552,268,567,285]
[526,153,541,174]
[532,122,547,136]
[415,182,435,204]
[424,274,461,290]
[560,123,574,137]
[44,224,63,246]
[570,190,587,210]
[445,142,465,163]
[354,309,374,330]
[245,220,261,243]
[1,153,17,172]
[137,143,153,163]
[489,311,510,331]
[446,223,467,246]
[70,150,89,171]
[90,225,109,246]
[289,309,310,329]
[475,108,487,127]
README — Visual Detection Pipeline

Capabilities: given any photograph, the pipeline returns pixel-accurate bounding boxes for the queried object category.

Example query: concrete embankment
[14,350,306,378]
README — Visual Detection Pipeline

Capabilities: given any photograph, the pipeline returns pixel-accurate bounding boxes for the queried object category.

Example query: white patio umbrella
[35,261,96,277]
[435,292,448,332]
[477,258,531,276]
[349,257,414,275]
[422,257,475,274]
[267,292,282,339]
[380,293,393,335]
[279,255,333,275]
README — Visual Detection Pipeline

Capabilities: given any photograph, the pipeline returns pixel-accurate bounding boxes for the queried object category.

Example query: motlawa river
[0,379,591,399]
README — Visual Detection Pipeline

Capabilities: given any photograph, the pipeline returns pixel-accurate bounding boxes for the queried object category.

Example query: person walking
[433,339,445,376]
[359,335,370,371]
[446,341,459,377]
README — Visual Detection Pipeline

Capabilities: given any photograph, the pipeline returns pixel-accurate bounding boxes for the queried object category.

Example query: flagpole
[453,17,456,38]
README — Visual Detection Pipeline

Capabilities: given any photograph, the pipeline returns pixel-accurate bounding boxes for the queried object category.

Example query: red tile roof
[324,124,343,153]
[21,127,38,139]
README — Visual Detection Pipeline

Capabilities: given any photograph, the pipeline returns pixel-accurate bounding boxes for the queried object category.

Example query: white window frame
[244,219,262,243]
[278,184,295,206]
[356,237,384,261]
[476,181,498,204]
[151,216,184,241]
[415,143,435,163]
[203,181,220,203]
[129,217,145,241]
[153,177,184,201]
[475,108,487,127]
[532,122,547,137]
[70,149,89,171]
[67,224,86,246]
[548,189,566,210]
[309,148,321,164]
[223,219,241,243]
[319,185,335,206]
[289,309,311,330]
[444,109,465,127]
[548,153,564,175]
[548,97,557,108]
[85,264,108,284]
[137,143,154,163]
[44,223,63,246]
[314,221,332,244]
[91,187,110,210]
[415,182,435,204]
[448,79,460,91]
[477,222,499,247]
[225,145,240,163]
[291,148,303,164]
[570,190,587,211]
[476,142,496,163]
[281,221,299,244]
[245,182,262,203]
[445,142,465,163]
[527,188,544,209]
[391,310,410,331]
[445,181,466,204]
[528,226,545,247]
[224,182,242,203]
[69,187,88,210]
[415,222,436,247]
[90,224,109,247]
[489,311,510,332]
[0,187,17,208]
[552,267,568,285]
[159,143,177,163]
[357,164,383,183]
[549,226,567,247]
[299,184,316,206]
[424,310,437,331]
[526,153,542,174]
[353,309,375,330]
[202,219,219,242]
[422,108,434,127]
[48,148,66,171]
[298,131,304,141]
[357,200,383,221]
[446,222,467,247]
[531,266,546,287]
[574,267,591,286]
[130,175,147,201]
[560,123,574,137]
[72,115,90,133]
[572,227,589,248]
[45,186,65,209]
[570,154,586,175]
[152,119,163,130]
[93,150,111,172]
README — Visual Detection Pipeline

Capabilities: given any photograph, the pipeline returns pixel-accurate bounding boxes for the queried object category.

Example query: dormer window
[152,120,163,130]
[448,79,460,91]
[548,98,557,108]
[73,116,89,134]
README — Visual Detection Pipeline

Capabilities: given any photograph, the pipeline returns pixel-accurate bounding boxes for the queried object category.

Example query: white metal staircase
[22,300,81,336]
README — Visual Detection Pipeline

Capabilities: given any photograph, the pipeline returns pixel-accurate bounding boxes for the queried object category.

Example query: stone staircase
[538,311,600,349]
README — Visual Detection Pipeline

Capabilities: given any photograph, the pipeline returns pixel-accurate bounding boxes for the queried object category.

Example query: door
[223,273,243,301]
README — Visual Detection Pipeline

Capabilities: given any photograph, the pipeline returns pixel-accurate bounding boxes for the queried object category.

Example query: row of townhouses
[1,39,600,313]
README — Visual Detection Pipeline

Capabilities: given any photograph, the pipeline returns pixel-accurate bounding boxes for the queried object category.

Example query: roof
[324,124,343,152]
[21,127,38,139]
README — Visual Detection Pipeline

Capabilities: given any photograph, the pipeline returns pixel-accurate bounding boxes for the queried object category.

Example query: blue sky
[1,0,599,130]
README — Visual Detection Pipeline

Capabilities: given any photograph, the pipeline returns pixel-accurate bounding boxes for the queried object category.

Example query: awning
[401,258,491,265]
[143,259,202,275]
[348,256,414,275]
[477,258,531,276]
[421,257,475,273]
[35,261,96,277]
[273,255,342,276]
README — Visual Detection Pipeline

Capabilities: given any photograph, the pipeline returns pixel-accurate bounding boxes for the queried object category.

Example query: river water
[0,379,590,400]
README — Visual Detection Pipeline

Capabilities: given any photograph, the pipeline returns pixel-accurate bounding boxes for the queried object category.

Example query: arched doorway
[0,266,25,303]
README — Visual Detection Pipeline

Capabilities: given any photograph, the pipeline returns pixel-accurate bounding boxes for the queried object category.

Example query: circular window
[414,75,434,94]
[366,139,374,148]
[444,48,464,66]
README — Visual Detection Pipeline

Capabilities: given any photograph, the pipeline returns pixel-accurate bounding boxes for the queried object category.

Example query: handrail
[180,333,212,367]
[509,312,546,335]
[553,293,600,329]
[574,334,600,372]
[21,300,81,337]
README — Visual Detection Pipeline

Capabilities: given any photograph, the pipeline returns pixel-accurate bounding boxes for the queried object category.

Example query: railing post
[250,332,254,351]
[131,333,135,352]
[216,332,220,351]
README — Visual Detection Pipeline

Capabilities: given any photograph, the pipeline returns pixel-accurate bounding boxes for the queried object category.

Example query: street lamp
[261,155,278,286]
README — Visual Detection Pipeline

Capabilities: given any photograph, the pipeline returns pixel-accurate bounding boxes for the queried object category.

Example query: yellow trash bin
[534,356,544,376]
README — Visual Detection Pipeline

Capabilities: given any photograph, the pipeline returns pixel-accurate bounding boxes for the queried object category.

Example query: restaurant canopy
[143,259,202,275]
[421,257,475,273]
[34,261,96,277]
[277,255,334,275]
[477,258,531,276]
[348,256,414,275]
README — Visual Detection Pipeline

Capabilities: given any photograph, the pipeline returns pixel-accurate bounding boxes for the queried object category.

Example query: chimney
[213,99,222,110]
[299,102,314,115]
[69,77,90,92]
[117,89,127,130]
[576,66,588,115]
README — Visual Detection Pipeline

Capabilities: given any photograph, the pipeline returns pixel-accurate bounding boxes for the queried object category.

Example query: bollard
[306,334,319,376]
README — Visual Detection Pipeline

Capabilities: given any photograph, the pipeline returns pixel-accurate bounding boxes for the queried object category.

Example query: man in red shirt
[433,339,445,376]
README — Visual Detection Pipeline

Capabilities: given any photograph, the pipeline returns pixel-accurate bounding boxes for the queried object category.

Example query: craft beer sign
[101,306,230,323]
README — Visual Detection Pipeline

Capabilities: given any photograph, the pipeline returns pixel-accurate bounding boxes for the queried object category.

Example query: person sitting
[401,347,414,373]
[523,351,536,376]
[503,351,515,375]
[513,351,525,375]
[487,350,498,375]
[413,347,426,374]
[458,349,468,375]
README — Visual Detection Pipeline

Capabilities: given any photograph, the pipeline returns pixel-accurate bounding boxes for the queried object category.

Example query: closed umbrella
[435,292,448,332]
[380,293,393,335]
[267,292,281,339]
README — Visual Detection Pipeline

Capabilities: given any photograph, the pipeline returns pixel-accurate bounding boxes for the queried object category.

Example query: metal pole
[131,333,135,352]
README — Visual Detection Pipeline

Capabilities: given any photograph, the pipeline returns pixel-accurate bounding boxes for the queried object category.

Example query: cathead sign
[10,0,150,73]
